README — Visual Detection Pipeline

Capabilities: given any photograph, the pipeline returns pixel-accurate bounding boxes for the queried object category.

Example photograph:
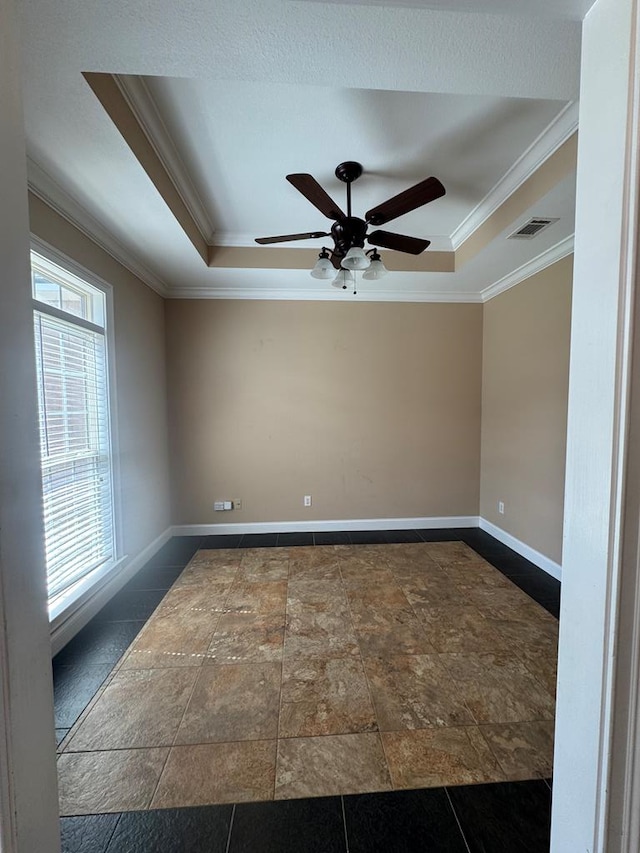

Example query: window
[31,252,116,617]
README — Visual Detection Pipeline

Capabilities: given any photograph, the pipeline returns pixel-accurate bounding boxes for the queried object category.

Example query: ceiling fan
[255,161,446,269]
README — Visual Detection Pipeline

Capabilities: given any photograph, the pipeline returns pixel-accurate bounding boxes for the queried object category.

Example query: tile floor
[55,529,560,851]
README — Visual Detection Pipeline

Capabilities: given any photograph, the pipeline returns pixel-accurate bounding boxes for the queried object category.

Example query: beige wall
[28,194,172,559]
[166,300,483,524]
[480,255,573,564]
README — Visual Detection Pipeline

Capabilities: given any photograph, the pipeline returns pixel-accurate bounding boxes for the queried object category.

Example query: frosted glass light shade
[362,258,388,280]
[310,255,334,279]
[341,246,370,270]
[332,269,355,289]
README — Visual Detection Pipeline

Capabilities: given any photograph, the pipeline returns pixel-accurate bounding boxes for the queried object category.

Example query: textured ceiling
[293,0,597,20]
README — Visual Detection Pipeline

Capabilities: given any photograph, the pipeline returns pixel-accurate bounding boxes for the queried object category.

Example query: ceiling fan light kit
[255,161,445,292]
[341,246,370,270]
[362,249,388,280]
[332,269,355,290]
[310,247,335,279]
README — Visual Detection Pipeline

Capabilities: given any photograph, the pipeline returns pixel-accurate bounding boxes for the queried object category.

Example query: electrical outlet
[498,500,505,515]
[304,495,312,507]
[233,499,242,511]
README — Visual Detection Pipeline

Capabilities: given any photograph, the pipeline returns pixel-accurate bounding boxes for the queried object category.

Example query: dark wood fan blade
[365,177,445,226]
[367,230,431,255]
[255,231,330,244]
[286,174,345,221]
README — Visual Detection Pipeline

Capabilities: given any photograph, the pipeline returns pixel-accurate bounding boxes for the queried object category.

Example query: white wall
[0,0,61,850]
[552,0,640,850]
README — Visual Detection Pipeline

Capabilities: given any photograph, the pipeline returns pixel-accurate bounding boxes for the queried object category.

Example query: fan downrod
[334,161,363,184]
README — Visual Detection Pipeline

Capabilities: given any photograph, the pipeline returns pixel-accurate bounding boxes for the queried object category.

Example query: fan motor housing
[331,217,368,253]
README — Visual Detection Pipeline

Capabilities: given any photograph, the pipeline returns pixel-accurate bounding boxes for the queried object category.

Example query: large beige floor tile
[443,561,516,590]
[400,578,471,607]
[225,580,287,615]
[340,565,398,587]
[513,640,558,697]
[464,583,535,611]
[66,668,197,750]
[189,548,242,565]
[175,552,240,585]
[347,593,416,632]
[287,580,350,611]
[335,545,390,569]
[382,727,506,789]
[386,559,443,580]
[420,541,483,566]
[58,748,168,815]
[239,548,290,582]
[288,547,341,582]
[120,609,218,669]
[355,615,436,658]
[275,733,392,799]
[441,652,555,724]
[242,547,289,564]
[412,605,507,653]
[345,584,410,611]
[175,662,281,743]
[285,593,359,660]
[279,657,377,737]
[486,604,560,647]
[151,741,277,808]
[363,654,474,730]
[478,720,555,781]
[383,543,441,565]
[205,613,284,664]
[284,621,360,660]
[157,584,232,616]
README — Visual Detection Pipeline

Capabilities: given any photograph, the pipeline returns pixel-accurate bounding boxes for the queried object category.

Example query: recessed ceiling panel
[144,77,567,247]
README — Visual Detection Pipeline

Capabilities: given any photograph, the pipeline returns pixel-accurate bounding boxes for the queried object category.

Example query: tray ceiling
[20,0,584,300]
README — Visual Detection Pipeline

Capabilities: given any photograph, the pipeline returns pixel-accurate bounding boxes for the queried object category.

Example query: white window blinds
[32,259,114,606]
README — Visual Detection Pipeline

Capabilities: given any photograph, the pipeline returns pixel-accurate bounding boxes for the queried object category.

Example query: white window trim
[31,236,124,625]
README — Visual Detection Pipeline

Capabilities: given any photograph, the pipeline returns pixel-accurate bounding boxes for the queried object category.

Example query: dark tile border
[62,781,554,853]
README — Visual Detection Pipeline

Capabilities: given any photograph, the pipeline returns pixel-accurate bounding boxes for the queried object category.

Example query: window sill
[49,556,127,630]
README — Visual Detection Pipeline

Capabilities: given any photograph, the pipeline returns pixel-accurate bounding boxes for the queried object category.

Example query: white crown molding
[479,518,562,580]
[114,75,216,244]
[451,100,579,250]
[480,234,574,302]
[172,516,480,536]
[166,285,483,303]
[27,159,169,297]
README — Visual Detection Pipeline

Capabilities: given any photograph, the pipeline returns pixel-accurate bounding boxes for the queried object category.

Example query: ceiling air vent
[508,217,559,239]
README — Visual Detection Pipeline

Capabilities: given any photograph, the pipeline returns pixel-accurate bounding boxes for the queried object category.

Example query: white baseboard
[479,518,562,581]
[171,516,480,537]
[50,526,173,656]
